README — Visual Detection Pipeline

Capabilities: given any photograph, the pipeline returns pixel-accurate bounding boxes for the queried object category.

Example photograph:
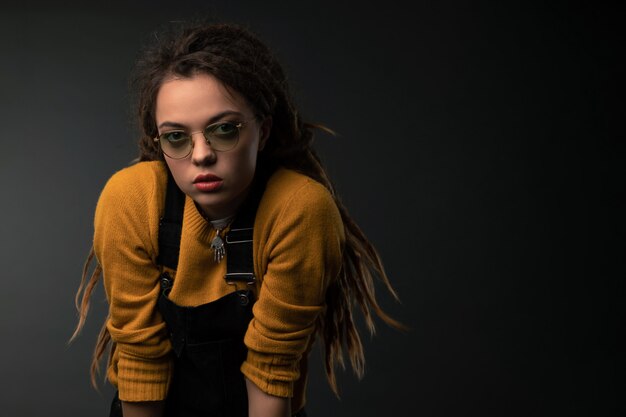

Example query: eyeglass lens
[159,121,241,158]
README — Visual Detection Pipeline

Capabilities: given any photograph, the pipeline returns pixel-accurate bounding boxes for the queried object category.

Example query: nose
[190,131,216,165]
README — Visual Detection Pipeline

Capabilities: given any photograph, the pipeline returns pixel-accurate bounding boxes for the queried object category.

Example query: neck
[209,214,235,230]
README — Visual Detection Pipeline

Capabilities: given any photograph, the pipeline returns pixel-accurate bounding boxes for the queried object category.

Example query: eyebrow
[157,110,245,130]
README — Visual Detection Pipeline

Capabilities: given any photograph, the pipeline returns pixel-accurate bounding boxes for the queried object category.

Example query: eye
[208,122,239,139]
[161,131,189,146]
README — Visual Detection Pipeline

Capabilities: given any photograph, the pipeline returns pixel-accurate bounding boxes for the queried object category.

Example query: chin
[192,192,225,207]
[190,191,234,218]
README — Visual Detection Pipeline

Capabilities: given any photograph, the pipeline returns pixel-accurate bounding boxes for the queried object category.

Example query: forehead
[155,73,249,124]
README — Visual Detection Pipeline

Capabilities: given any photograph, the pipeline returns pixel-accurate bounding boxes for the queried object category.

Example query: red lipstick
[193,173,223,192]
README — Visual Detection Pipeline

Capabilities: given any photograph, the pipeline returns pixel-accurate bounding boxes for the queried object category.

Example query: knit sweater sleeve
[241,173,345,397]
[93,162,173,402]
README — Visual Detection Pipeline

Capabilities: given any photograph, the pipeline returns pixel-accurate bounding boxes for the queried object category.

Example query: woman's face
[155,73,270,220]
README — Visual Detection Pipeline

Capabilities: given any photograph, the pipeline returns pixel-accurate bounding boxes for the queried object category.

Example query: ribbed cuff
[241,352,299,398]
[116,352,173,402]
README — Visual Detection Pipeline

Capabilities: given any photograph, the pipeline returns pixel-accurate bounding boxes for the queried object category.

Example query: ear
[258,116,273,151]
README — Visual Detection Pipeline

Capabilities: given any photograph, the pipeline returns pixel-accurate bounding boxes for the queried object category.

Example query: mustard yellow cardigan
[93,161,344,411]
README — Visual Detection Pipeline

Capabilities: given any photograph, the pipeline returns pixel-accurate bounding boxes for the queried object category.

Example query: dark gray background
[0,1,623,416]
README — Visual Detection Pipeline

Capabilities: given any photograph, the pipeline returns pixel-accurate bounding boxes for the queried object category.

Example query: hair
[72,21,405,395]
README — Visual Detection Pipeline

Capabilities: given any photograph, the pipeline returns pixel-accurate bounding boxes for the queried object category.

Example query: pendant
[211,231,226,263]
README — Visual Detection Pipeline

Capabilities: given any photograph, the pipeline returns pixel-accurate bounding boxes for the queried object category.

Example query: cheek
[164,159,187,186]
[232,142,260,175]
[246,145,261,177]
[246,145,259,167]
[164,159,177,175]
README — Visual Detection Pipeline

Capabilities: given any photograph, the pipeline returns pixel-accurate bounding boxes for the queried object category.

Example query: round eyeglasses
[153,120,251,159]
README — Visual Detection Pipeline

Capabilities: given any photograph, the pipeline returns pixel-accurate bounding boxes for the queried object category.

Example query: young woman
[73,22,402,417]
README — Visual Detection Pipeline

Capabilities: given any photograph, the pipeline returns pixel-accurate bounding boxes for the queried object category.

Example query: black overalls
[109,172,307,417]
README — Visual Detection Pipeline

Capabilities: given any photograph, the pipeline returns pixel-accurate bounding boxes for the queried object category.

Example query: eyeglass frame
[153,119,254,159]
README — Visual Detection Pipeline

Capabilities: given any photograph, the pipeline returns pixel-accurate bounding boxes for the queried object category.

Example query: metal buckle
[225,227,253,244]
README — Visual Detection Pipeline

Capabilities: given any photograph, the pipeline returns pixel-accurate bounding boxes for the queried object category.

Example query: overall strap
[224,175,267,286]
[157,171,185,270]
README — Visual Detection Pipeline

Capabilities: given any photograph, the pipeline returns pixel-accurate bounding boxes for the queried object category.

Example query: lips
[193,173,223,183]
[193,173,223,192]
